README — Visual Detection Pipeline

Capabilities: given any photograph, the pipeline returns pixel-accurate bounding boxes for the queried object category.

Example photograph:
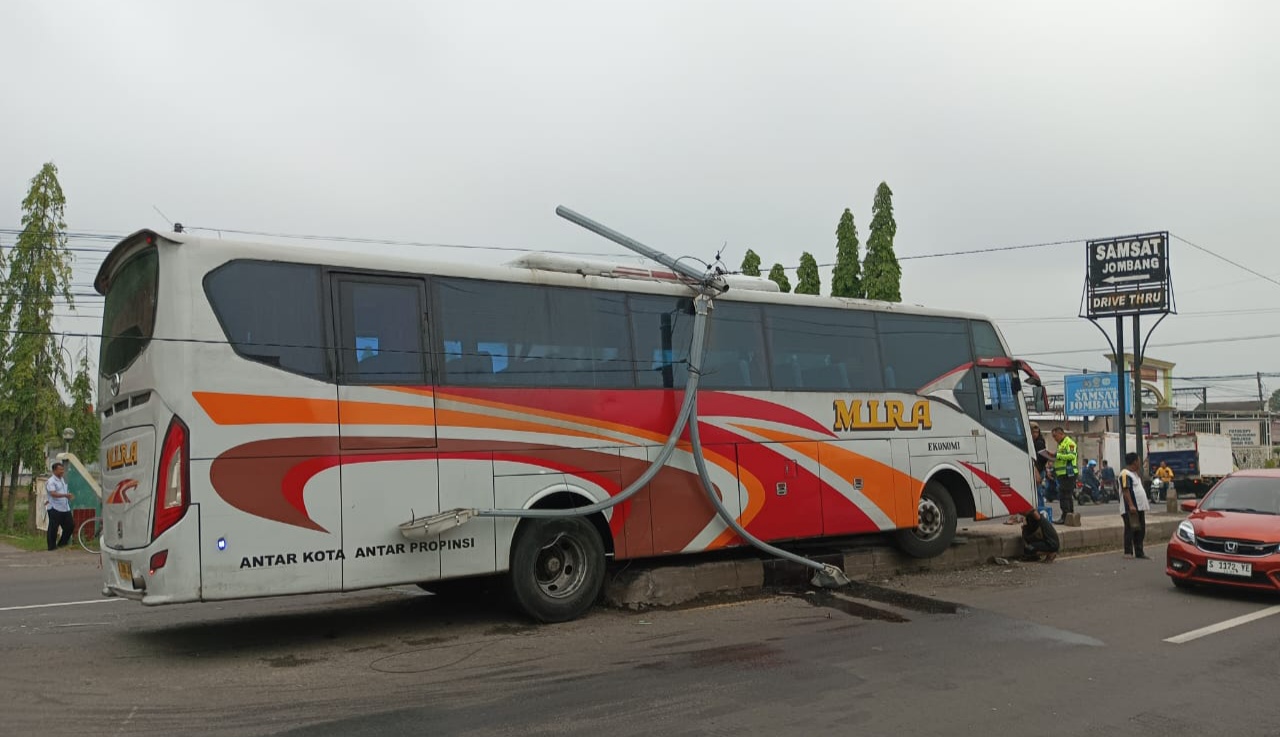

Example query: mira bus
[96,229,1041,622]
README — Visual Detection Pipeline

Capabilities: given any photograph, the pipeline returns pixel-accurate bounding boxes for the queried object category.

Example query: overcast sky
[2,0,1278,404]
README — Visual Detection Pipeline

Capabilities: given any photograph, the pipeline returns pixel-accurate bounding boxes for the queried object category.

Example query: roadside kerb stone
[602,512,1187,610]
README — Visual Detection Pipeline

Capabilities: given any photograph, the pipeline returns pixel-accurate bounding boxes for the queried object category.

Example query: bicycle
[77,516,102,553]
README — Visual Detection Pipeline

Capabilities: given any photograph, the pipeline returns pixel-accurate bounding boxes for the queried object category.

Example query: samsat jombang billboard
[1083,232,1172,318]
[1063,373,1133,417]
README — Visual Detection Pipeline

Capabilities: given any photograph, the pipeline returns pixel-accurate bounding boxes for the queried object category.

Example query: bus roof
[97,228,995,323]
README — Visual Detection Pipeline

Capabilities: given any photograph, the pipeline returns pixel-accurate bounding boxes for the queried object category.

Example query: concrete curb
[604,514,1184,610]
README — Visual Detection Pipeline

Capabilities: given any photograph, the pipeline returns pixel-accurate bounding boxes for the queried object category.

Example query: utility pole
[1133,315,1144,474]
[1258,371,1265,406]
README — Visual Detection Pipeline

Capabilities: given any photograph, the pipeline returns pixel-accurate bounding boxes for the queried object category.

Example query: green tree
[1269,388,1280,413]
[830,208,863,298]
[795,252,821,295]
[65,356,99,462]
[740,249,762,277]
[767,263,791,293]
[0,163,75,527]
[863,182,902,302]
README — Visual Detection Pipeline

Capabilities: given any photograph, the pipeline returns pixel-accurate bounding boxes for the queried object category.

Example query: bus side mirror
[1031,386,1048,412]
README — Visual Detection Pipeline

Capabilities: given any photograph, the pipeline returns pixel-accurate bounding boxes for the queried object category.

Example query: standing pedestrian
[1048,427,1078,524]
[45,462,75,551]
[1031,423,1048,494]
[1119,452,1150,559]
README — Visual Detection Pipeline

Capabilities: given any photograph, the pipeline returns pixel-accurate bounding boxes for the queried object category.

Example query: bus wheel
[507,517,605,624]
[894,481,957,559]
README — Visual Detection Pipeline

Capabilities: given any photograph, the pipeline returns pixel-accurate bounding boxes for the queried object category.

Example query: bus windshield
[100,248,159,376]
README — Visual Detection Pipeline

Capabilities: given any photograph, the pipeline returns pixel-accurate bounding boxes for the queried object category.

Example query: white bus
[96,228,1042,622]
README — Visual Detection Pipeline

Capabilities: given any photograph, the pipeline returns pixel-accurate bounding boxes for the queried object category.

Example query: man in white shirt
[45,462,75,550]
[1119,452,1150,559]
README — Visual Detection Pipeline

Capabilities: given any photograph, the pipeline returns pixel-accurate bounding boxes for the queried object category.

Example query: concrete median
[604,512,1185,610]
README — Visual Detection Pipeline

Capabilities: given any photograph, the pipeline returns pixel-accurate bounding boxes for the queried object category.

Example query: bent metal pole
[555,205,725,290]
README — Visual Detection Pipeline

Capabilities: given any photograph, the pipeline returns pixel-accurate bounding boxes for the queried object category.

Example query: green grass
[0,499,49,552]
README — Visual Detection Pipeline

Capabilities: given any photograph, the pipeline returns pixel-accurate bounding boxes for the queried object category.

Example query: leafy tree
[65,356,99,462]
[795,252,821,295]
[830,208,863,298]
[740,249,762,277]
[767,263,791,293]
[1269,388,1280,413]
[0,163,74,527]
[863,181,902,302]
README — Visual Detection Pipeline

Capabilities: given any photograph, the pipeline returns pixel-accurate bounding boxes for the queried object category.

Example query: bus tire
[893,481,957,559]
[507,517,605,624]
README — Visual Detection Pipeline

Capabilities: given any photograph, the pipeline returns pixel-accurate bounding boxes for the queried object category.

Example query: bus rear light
[153,417,191,541]
[149,550,168,575]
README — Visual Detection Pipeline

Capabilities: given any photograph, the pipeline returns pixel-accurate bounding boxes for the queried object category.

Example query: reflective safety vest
[1054,436,1078,477]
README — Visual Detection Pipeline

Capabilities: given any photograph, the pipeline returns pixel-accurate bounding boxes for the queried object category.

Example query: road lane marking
[1062,543,1168,561]
[0,599,123,613]
[1164,604,1280,644]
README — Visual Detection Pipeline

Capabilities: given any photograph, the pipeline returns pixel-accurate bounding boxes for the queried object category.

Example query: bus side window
[205,261,330,381]
[335,277,428,386]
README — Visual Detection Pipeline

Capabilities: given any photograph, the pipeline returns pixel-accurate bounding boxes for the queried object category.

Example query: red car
[1167,469,1280,592]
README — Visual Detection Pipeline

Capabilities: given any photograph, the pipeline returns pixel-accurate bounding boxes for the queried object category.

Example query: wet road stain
[402,635,453,647]
[638,643,788,671]
[688,643,785,669]
[484,623,536,636]
[792,581,961,622]
[261,654,325,668]
[847,582,961,615]
[802,592,909,623]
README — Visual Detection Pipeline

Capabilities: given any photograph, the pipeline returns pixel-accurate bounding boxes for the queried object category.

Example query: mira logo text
[106,441,139,470]
[832,399,932,432]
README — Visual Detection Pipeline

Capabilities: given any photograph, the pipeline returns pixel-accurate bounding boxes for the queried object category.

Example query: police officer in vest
[1048,427,1078,524]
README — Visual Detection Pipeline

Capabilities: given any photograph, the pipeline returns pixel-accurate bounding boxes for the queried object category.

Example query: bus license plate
[116,560,133,583]
[1207,559,1251,577]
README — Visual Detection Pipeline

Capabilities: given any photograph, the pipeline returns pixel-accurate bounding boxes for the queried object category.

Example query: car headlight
[1176,520,1196,544]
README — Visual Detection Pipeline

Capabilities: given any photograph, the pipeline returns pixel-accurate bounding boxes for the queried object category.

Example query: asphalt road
[3,539,1278,737]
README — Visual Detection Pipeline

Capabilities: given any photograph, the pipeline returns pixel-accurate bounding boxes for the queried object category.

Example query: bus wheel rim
[913,497,943,540]
[534,535,587,600]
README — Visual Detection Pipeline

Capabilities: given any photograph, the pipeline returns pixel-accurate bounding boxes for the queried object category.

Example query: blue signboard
[1063,373,1133,417]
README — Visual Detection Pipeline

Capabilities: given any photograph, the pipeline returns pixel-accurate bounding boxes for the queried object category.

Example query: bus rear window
[100,249,159,376]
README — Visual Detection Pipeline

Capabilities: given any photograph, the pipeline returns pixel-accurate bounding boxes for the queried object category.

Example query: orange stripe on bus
[340,403,436,426]
[194,393,339,425]
[196,391,637,446]
[195,392,434,427]
[435,389,669,445]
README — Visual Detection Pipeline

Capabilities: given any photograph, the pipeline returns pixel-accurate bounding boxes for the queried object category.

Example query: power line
[998,306,1280,324]
[1171,233,1280,291]
[1023,331,1280,357]
[755,237,1088,272]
